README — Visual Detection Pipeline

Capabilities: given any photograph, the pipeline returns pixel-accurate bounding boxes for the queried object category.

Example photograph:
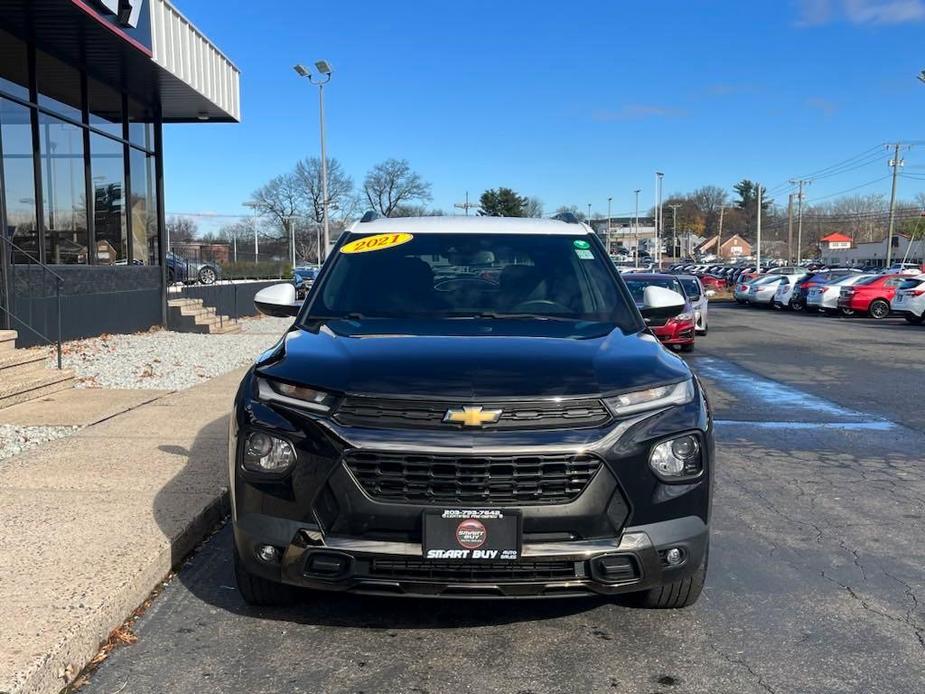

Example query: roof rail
[359,210,380,223]
[552,212,581,225]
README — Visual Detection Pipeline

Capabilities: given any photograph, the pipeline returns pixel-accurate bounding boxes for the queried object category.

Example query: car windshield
[857,275,883,286]
[897,278,924,290]
[303,232,637,328]
[679,278,701,298]
[623,277,686,303]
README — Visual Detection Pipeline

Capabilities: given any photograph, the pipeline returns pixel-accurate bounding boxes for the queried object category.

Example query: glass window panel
[0,29,30,100]
[39,113,88,264]
[130,147,158,265]
[90,133,126,265]
[127,96,154,150]
[36,50,83,123]
[88,77,124,138]
[0,98,38,262]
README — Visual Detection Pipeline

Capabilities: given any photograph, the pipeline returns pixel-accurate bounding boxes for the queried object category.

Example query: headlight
[242,431,296,473]
[257,377,336,412]
[649,434,703,481]
[604,379,694,416]
[674,312,693,321]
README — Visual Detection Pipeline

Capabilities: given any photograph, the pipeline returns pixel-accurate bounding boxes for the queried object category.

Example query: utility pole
[756,183,763,268]
[454,191,478,216]
[787,193,794,262]
[886,143,906,267]
[587,203,592,226]
[655,172,664,266]
[717,206,725,261]
[607,197,613,256]
[633,189,641,263]
[669,204,681,260]
[789,179,809,265]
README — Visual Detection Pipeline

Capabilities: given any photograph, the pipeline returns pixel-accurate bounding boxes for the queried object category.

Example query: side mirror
[255,283,300,317]
[705,289,716,298]
[640,286,686,320]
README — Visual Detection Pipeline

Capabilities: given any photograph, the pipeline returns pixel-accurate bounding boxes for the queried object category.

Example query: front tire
[198,266,217,285]
[633,544,708,609]
[234,546,298,607]
[869,299,890,320]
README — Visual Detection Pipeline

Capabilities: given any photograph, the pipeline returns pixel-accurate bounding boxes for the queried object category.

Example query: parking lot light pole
[294,61,333,260]
[633,189,641,262]
[756,184,763,268]
[655,172,665,266]
[607,197,612,255]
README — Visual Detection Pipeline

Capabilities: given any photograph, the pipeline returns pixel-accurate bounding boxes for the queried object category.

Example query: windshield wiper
[304,312,367,321]
[453,312,583,322]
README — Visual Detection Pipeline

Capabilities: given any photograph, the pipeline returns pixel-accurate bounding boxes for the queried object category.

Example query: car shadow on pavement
[152,415,616,630]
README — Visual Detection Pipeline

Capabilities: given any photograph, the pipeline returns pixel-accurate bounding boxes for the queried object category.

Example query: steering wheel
[511,299,572,313]
[435,277,498,292]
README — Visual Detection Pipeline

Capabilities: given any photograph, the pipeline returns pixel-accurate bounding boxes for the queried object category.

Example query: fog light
[256,544,279,563]
[243,432,296,472]
[666,548,683,565]
[649,434,703,481]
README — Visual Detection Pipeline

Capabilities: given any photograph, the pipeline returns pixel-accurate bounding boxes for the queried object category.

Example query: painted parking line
[691,356,896,431]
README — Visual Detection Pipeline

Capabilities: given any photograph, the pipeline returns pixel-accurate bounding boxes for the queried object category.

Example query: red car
[837,274,907,318]
[700,274,726,291]
[624,274,696,351]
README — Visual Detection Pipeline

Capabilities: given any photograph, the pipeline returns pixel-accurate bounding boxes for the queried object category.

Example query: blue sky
[164,0,925,233]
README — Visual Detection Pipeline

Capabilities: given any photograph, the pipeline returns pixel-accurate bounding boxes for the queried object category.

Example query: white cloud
[797,0,925,24]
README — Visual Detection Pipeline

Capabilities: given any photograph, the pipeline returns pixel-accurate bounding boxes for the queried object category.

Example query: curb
[9,492,230,694]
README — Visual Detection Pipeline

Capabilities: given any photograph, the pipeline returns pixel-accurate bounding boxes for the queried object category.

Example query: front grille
[334,396,611,431]
[343,450,602,505]
[367,558,578,582]
[645,316,669,327]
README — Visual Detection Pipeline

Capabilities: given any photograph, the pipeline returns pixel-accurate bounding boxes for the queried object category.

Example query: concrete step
[179,305,218,319]
[0,349,49,379]
[0,369,76,410]
[209,322,242,334]
[0,330,17,351]
[167,298,205,310]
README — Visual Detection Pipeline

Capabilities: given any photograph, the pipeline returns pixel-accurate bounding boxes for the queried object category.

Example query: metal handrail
[0,236,64,369]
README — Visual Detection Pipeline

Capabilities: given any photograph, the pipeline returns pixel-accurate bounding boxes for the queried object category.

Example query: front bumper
[234,514,709,598]
[652,321,695,346]
[230,371,713,599]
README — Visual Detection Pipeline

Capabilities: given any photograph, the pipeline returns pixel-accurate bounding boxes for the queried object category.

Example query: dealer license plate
[895,295,906,305]
[423,509,521,561]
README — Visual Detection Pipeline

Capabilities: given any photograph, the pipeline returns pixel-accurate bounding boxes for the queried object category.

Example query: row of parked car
[731,266,925,324]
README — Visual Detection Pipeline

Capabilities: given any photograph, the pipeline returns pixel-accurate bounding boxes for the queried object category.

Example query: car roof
[622,273,680,281]
[347,215,591,236]
[675,274,702,281]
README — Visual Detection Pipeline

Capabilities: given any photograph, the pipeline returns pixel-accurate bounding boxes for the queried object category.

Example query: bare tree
[523,196,544,218]
[166,216,198,243]
[293,157,354,224]
[363,159,432,217]
[249,173,303,232]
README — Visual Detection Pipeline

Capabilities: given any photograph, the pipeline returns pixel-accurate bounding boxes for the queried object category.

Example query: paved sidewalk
[0,368,245,694]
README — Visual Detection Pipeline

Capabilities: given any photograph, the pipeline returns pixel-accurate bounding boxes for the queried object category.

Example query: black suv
[231,216,714,608]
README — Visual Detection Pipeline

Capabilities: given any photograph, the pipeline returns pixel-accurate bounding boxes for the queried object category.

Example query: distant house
[821,233,923,268]
[696,234,752,259]
[820,232,852,250]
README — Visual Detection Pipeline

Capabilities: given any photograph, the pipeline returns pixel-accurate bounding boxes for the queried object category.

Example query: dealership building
[0,0,239,345]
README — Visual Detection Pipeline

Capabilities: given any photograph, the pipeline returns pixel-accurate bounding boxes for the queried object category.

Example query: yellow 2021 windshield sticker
[340,233,414,254]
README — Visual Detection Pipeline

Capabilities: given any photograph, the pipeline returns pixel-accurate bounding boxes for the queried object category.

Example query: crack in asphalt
[707,643,779,694]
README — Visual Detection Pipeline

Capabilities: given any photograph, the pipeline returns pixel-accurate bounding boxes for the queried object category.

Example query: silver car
[747,275,787,305]
[806,274,875,312]
[677,274,711,334]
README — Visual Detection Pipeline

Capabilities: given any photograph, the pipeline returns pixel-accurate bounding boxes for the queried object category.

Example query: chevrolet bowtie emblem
[443,405,503,427]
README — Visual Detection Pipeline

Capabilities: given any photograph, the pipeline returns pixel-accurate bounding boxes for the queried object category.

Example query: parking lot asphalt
[84,306,925,694]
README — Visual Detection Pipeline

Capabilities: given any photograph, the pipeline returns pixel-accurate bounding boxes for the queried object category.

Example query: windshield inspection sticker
[573,239,591,250]
[340,233,414,254]
[575,248,595,260]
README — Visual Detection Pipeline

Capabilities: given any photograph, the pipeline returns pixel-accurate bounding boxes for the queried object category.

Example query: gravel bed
[0,424,81,463]
[51,316,292,391]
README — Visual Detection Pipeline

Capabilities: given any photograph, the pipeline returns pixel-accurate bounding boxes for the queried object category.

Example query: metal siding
[148,0,241,121]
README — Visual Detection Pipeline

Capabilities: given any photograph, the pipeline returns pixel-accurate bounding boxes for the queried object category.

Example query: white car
[885,263,924,276]
[891,274,925,324]
[807,274,875,312]
[747,275,787,305]
[677,275,711,334]
[771,274,808,309]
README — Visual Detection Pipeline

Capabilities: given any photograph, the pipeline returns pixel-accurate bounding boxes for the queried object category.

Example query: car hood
[255,319,690,398]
